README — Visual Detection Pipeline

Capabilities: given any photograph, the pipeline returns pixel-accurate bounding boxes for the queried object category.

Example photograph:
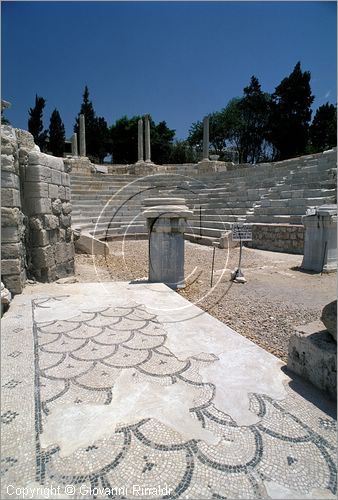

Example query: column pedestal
[301,204,337,273]
[142,198,192,289]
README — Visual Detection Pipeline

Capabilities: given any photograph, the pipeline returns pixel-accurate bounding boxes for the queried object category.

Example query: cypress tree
[28,94,48,149]
[49,109,66,157]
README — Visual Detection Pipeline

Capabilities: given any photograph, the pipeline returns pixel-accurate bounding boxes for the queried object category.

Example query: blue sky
[2,1,337,140]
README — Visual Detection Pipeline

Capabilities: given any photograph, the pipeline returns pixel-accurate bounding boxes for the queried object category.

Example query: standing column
[71,133,78,156]
[202,115,210,161]
[142,198,193,289]
[144,114,152,163]
[79,114,86,157]
[137,118,144,163]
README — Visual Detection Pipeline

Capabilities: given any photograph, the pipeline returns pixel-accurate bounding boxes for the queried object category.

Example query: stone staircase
[70,149,336,249]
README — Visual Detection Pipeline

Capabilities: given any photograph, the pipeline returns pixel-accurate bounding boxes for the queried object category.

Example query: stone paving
[1,282,336,499]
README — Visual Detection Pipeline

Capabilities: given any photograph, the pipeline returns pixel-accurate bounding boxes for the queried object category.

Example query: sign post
[231,223,252,283]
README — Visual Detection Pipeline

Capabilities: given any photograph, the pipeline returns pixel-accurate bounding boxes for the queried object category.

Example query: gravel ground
[75,239,336,362]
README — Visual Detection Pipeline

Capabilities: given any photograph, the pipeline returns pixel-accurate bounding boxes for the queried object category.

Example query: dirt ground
[75,239,336,362]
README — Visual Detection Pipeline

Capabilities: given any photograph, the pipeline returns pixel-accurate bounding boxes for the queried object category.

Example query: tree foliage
[74,86,110,163]
[309,103,337,153]
[268,62,314,160]
[48,109,65,157]
[187,77,270,163]
[110,115,175,164]
[28,95,48,150]
[168,140,197,164]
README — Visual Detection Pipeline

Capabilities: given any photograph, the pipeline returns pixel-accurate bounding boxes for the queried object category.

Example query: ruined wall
[1,126,26,293]
[248,224,304,254]
[1,126,75,294]
[21,150,74,281]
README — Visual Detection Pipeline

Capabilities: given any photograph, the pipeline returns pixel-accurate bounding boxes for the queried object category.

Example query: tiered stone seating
[70,149,336,248]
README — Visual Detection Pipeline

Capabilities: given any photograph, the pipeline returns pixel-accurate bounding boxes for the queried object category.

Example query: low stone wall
[1,126,75,295]
[21,150,74,281]
[247,224,304,254]
[1,126,26,294]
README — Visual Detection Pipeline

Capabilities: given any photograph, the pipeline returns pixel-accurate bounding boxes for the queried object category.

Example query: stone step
[184,233,218,246]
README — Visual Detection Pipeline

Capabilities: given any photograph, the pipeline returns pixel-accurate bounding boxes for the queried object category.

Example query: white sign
[306,207,317,216]
[232,223,252,241]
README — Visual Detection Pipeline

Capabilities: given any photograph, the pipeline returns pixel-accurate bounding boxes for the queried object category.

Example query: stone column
[202,115,210,161]
[301,204,337,272]
[142,198,192,289]
[79,114,86,157]
[71,133,78,157]
[137,118,144,163]
[144,114,152,163]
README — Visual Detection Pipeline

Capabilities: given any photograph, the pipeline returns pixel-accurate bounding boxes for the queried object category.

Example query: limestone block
[30,229,49,247]
[1,226,22,243]
[1,242,22,260]
[29,216,43,231]
[65,228,73,242]
[28,151,64,171]
[24,181,49,198]
[1,154,15,168]
[25,165,52,183]
[1,207,23,227]
[35,266,57,282]
[51,199,62,215]
[55,242,74,263]
[43,214,59,230]
[65,187,71,201]
[2,273,24,295]
[15,128,36,150]
[60,214,71,228]
[1,188,21,208]
[56,260,75,279]
[25,198,52,215]
[288,321,337,400]
[1,145,15,155]
[1,171,20,189]
[31,246,55,269]
[321,301,337,342]
[62,202,72,215]
[51,170,62,185]
[48,183,59,200]
[58,185,66,200]
[48,229,59,245]
[61,172,70,186]
[63,159,73,173]
[1,259,21,275]
[75,232,109,256]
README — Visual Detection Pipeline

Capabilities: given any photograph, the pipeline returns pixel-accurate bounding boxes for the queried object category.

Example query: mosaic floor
[1,282,336,499]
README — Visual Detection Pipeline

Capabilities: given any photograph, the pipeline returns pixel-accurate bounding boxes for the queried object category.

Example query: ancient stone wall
[1,126,26,294]
[248,224,304,254]
[1,126,75,294]
[21,150,74,282]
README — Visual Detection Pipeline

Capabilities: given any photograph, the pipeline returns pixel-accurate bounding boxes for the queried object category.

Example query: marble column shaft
[79,114,86,157]
[144,114,151,163]
[138,119,144,162]
[203,115,210,160]
[71,133,78,156]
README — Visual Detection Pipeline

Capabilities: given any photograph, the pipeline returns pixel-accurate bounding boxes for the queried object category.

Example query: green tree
[151,119,175,164]
[239,76,271,163]
[309,103,337,152]
[28,94,48,149]
[74,86,110,162]
[110,115,139,164]
[187,111,229,158]
[48,109,65,157]
[268,62,314,160]
[169,140,198,163]
[110,115,175,164]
